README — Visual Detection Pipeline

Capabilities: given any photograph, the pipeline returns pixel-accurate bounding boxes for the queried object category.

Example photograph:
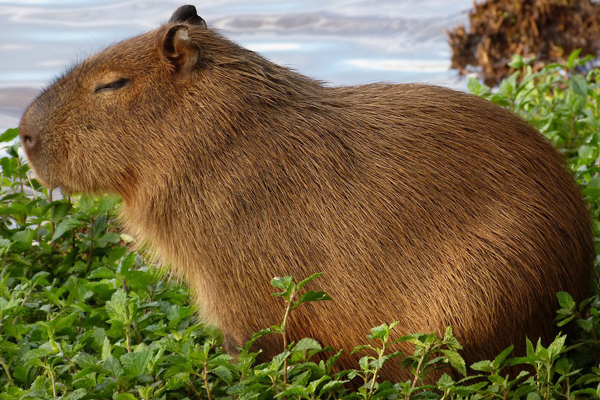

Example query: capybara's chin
[19,4,595,382]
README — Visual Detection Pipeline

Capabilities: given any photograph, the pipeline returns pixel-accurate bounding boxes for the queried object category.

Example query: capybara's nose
[19,124,37,156]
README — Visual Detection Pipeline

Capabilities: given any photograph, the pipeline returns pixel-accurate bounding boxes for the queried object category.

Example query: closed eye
[94,78,130,93]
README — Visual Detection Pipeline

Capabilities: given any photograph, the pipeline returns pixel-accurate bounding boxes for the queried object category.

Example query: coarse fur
[20,6,594,382]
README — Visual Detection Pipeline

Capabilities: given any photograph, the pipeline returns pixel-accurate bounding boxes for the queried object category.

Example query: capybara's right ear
[169,5,207,28]
[162,25,200,77]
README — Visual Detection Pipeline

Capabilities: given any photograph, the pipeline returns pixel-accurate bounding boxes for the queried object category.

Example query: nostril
[19,128,37,152]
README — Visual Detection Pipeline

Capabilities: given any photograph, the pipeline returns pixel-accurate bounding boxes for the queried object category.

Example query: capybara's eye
[94,78,130,93]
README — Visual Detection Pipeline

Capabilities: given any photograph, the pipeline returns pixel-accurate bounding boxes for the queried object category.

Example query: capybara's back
[19,5,594,381]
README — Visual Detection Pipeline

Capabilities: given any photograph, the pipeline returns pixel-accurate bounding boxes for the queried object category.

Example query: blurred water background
[0,0,474,132]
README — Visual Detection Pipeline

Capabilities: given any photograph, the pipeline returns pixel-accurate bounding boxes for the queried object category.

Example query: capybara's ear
[169,5,207,28]
[162,25,200,76]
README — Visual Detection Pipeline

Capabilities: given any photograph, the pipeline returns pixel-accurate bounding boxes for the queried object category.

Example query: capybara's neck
[119,44,345,281]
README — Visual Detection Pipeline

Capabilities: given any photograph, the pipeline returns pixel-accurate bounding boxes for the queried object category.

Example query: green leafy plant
[2,49,600,399]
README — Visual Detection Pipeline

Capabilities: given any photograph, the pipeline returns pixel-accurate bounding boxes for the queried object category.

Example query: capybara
[19,5,594,381]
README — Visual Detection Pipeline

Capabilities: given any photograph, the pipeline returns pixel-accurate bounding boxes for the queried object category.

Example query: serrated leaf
[74,353,98,369]
[52,217,82,241]
[96,231,121,248]
[548,334,566,358]
[88,267,116,280]
[556,291,576,310]
[104,356,123,377]
[470,360,493,372]
[577,318,593,332]
[96,195,120,214]
[212,365,234,384]
[293,337,322,352]
[270,276,294,298]
[106,289,129,325]
[101,337,112,361]
[22,346,53,365]
[65,388,88,400]
[121,349,153,377]
[78,195,95,214]
[440,349,466,376]
[50,202,70,223]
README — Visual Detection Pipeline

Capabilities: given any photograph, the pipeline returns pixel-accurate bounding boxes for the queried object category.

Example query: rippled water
[0,1,473,131]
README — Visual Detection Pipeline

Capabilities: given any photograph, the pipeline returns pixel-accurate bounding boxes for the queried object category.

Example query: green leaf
[577,318,593,332]
[443,326,462,350]
[467,77,490,96]
[101,337,112,361]
[470,360,493,372]
[508,54,523,69]
[296,272,324,291]
[104,356,124,377]
[115,394,137,400]
[292,291,332,309]
[52,217,82,241]
[440,349,467,376]
[50,202,70,224]
[7,142,19,158]
[121,349,153,377]
[65,388,88,400]
[74,353,98,369]
[492,345,514,369]
[557,291,576,310]
[96,231,121,248]
[212,365,234,384]
[0,340,21,355]
[570,74,588,97]
[88,267,116,280]
[22,346,53,365]
[78,195,95,214]
[96,195,120,214]
[567,49,582,70]
[0,128,19,143]
[12,228,35,246]
[106,289,129,325]
[548,334,566,358]
[271,276,294,299]
[293,338,322,353]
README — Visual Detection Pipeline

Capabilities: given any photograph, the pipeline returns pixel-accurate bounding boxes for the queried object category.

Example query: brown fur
[19,7,594,382]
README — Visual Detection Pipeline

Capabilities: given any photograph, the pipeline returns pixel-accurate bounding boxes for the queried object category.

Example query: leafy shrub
[1,51,600,399]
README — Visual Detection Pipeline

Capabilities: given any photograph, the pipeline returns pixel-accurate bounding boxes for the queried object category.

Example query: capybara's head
[19,5,281,199]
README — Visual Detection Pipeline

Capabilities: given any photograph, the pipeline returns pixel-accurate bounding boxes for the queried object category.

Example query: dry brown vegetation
[448,0,600,85]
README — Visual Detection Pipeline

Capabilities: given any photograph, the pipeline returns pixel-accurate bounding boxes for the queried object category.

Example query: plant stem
[25,171,37,200]
[188,381,203,399]
[281,286,295,391]
[48,366,57,398]
[16,157,24,195]
[126,326,132,353]
[406,345,430,400]
[367,342,387,400]
[0,356,15,386]
[87,216,94,271]
[203,362,213,400]
[546,361,551,400]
